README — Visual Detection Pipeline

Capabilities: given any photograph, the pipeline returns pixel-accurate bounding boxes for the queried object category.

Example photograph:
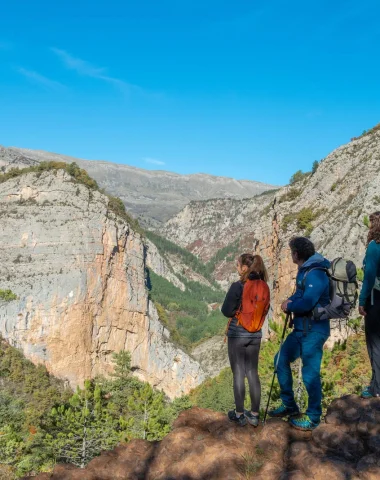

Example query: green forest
[148,270,226,347]
[146,232,246,348]
[0,338,190,478]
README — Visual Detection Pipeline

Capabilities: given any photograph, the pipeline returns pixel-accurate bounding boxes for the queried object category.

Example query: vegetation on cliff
[148,270,225,347]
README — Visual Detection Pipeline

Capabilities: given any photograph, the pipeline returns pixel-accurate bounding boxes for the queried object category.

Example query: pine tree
[47,381,119,468]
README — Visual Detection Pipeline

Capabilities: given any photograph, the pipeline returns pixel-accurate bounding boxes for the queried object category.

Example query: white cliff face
[0,170,205,398]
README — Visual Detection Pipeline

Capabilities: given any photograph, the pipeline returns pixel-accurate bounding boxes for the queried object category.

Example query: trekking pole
[263,312,291,425]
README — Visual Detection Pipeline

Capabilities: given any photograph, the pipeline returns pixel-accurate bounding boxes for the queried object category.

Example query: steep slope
[0,145,277,227]
[163,125,380,310]
[0,166,204,398]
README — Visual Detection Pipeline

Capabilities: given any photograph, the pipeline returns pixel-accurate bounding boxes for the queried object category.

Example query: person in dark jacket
[268,237,330,431]
[359,211,380,398]
[221,253,268,427]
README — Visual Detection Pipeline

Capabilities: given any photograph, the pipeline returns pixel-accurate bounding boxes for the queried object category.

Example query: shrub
[279,187,301,203]
[363,215,370,228]
[282,207,320,235]
[0,289,17,301]
[357,268,364,282]
[296,208,315,231]
[289,170,310,185]
[312,160,319,174]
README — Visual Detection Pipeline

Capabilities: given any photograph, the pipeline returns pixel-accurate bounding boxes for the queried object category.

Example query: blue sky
[1,0,379,185]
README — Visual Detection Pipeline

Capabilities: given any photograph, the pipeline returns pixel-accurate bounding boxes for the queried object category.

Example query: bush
[357,268,364,282]
[312,160,319,174]
[282,208,320,236]
[0,289,17,301]
[363,215,370,228]
[289,170,310,185]
[279,188,301,203]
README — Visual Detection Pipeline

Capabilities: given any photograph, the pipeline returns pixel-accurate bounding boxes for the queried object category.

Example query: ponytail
[238,253,268,283]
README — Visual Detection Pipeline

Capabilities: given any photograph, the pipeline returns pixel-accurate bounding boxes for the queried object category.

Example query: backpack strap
[300,267,329,291]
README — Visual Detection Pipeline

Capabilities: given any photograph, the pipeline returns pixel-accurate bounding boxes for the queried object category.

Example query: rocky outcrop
[0,169,204,398]
[0,146,277,228]
[163,127,380,318]
[25,395,380,480]
[145,239,186,291]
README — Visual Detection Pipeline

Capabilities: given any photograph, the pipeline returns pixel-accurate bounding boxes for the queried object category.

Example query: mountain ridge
[0,145,278,228]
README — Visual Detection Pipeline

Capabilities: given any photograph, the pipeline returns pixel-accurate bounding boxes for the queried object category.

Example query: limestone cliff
[0,169,205,398]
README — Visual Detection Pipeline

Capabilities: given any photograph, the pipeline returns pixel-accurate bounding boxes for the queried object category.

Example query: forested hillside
[0,338,190,478]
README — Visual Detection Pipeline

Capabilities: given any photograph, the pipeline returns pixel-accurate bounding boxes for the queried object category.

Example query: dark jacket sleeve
[287,270,328,314]
[221,282,243,318]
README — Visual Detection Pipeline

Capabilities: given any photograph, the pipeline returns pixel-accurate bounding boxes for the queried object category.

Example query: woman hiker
[359,211,380,399]
[221,254,270,427]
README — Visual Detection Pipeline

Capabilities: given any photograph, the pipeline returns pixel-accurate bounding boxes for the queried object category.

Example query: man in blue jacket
[269,237,331,430]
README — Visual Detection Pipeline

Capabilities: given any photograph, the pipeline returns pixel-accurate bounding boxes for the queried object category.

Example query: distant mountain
[0,146,278,227]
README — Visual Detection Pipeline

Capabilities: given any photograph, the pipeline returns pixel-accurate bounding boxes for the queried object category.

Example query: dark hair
[289,237,315,262]
[367,211,380,245]
[238,253,268,282]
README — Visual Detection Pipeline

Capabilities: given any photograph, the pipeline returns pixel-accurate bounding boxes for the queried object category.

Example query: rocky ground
[25,395,380,480]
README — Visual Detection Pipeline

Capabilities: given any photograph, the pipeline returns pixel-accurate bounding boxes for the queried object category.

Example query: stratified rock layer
[0,170,204,398]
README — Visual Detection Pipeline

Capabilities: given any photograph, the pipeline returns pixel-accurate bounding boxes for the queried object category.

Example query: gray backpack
[302,258,358,321]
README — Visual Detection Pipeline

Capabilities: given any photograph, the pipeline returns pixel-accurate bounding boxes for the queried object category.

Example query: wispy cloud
[51,47,136,93]
[144,157,166,166]
[17,67,66,91]
[51,48,105,77]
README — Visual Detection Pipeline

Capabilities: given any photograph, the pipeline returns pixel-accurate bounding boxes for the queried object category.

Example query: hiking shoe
[289,415,320,431]
[268,403,299,418]
[228,410,247,426]
[244,410,259,427]
[361,386,374,399]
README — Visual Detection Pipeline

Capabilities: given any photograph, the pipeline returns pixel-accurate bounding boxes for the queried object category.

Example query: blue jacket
[359,240,380,306]
[287,253,331,336]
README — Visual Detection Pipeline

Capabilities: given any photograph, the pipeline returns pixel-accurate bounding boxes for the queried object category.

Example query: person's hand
[281,300,292,313]
[359,306,367,317]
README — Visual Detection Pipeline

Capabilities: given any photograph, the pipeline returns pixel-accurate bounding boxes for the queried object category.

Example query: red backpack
[235,279,270,332]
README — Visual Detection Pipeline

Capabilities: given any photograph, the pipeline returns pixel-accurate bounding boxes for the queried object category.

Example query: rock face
[26,395,380,480]
[163,127,380,317]
[0,169,204,398]
[0,146,277,228]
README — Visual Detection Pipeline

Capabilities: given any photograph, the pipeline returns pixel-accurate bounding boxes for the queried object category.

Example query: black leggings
[228,337,261,413]
[365,290,380,396]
